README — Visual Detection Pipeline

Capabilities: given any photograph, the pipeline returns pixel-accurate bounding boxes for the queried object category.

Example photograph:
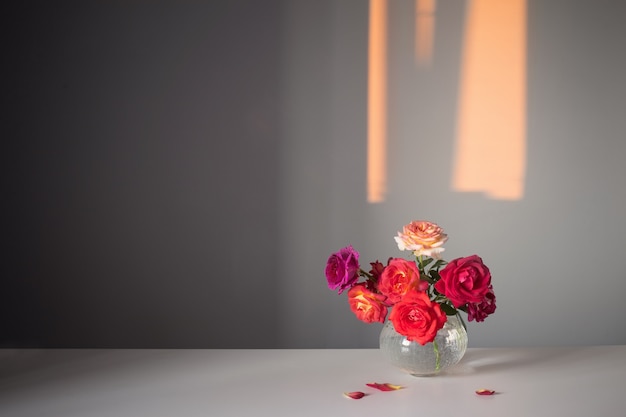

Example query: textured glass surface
[379,314,468,376]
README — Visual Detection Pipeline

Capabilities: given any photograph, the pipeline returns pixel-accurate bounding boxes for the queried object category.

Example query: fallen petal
[343,391,366,399]
[366,383,403,391]
[475,389,496,396]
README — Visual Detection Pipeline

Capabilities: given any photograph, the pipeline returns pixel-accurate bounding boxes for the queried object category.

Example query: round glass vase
[379,314,468,376]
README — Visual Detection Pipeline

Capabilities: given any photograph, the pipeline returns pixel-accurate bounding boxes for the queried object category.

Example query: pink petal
[343,391,366,399]
[475,389,496,395]
[366,382,403,391]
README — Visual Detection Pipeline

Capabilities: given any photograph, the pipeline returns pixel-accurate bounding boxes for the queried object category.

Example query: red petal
[475,389,496,395]
[366,382,403,391]
[343,391,366,399]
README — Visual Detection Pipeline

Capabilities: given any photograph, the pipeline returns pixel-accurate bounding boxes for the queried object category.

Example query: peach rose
[389,290,447,345]
[377,258,420,304]
[347,284,388,323]
[394,220,448,258]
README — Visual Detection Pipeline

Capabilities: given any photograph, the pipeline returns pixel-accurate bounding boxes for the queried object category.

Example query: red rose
[347,284,388,323]
[389,290,447,345]
[435,255,491,308]
[378,258,420,304]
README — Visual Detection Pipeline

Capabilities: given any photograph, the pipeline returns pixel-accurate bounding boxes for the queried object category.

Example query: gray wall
[3,0,626,348]
[3,1,284,348]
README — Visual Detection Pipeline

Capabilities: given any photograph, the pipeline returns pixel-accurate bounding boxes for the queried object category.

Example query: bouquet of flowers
[324,220,496,345]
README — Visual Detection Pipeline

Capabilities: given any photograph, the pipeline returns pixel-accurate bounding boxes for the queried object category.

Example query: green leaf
[416,256,434,269]
[440,302,458,316]
[429,270,441,283]
[421,273,434,284]
[432,259,447,270]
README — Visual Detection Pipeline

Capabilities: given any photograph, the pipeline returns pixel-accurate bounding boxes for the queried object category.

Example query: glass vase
[379,314,468,376]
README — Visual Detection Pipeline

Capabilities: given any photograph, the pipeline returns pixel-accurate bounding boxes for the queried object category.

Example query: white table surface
[0,347,625,417]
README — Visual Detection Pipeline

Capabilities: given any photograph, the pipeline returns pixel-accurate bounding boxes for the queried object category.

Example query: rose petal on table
[343,391,366,399]
[366,383,403,391]
[475,389,496,395]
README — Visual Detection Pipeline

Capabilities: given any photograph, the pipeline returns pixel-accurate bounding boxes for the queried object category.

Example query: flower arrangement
[324,220,496,346]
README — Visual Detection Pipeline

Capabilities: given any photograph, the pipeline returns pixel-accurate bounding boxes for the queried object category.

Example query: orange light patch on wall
[452,0,527,200]
[415,0,436,67]
[367,0,388,203]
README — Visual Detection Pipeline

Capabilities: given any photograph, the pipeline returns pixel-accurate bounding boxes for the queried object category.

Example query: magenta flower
[325,246,360,294]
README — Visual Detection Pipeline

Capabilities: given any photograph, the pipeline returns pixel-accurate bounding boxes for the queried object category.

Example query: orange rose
[389,290,447,345]
[378,258,420,304]
[347,284,388,323]
[394,220,448,258]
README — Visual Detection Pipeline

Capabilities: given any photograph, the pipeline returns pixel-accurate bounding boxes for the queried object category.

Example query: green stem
[433,340,440,371]
[457,312,467,331]
[359,268,373,279]
[417,255,424,273]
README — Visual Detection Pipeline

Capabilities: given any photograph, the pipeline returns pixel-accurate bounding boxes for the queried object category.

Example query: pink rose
[325,246,360,294]
[378,258,420,304]
[467,285,496,322]
[435,255,492,308]
[348,283,388,323]
[394,220,448,258]
[389,290,447,345]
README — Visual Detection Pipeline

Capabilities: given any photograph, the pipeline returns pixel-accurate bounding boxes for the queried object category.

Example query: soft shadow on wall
[2,1,285,348]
